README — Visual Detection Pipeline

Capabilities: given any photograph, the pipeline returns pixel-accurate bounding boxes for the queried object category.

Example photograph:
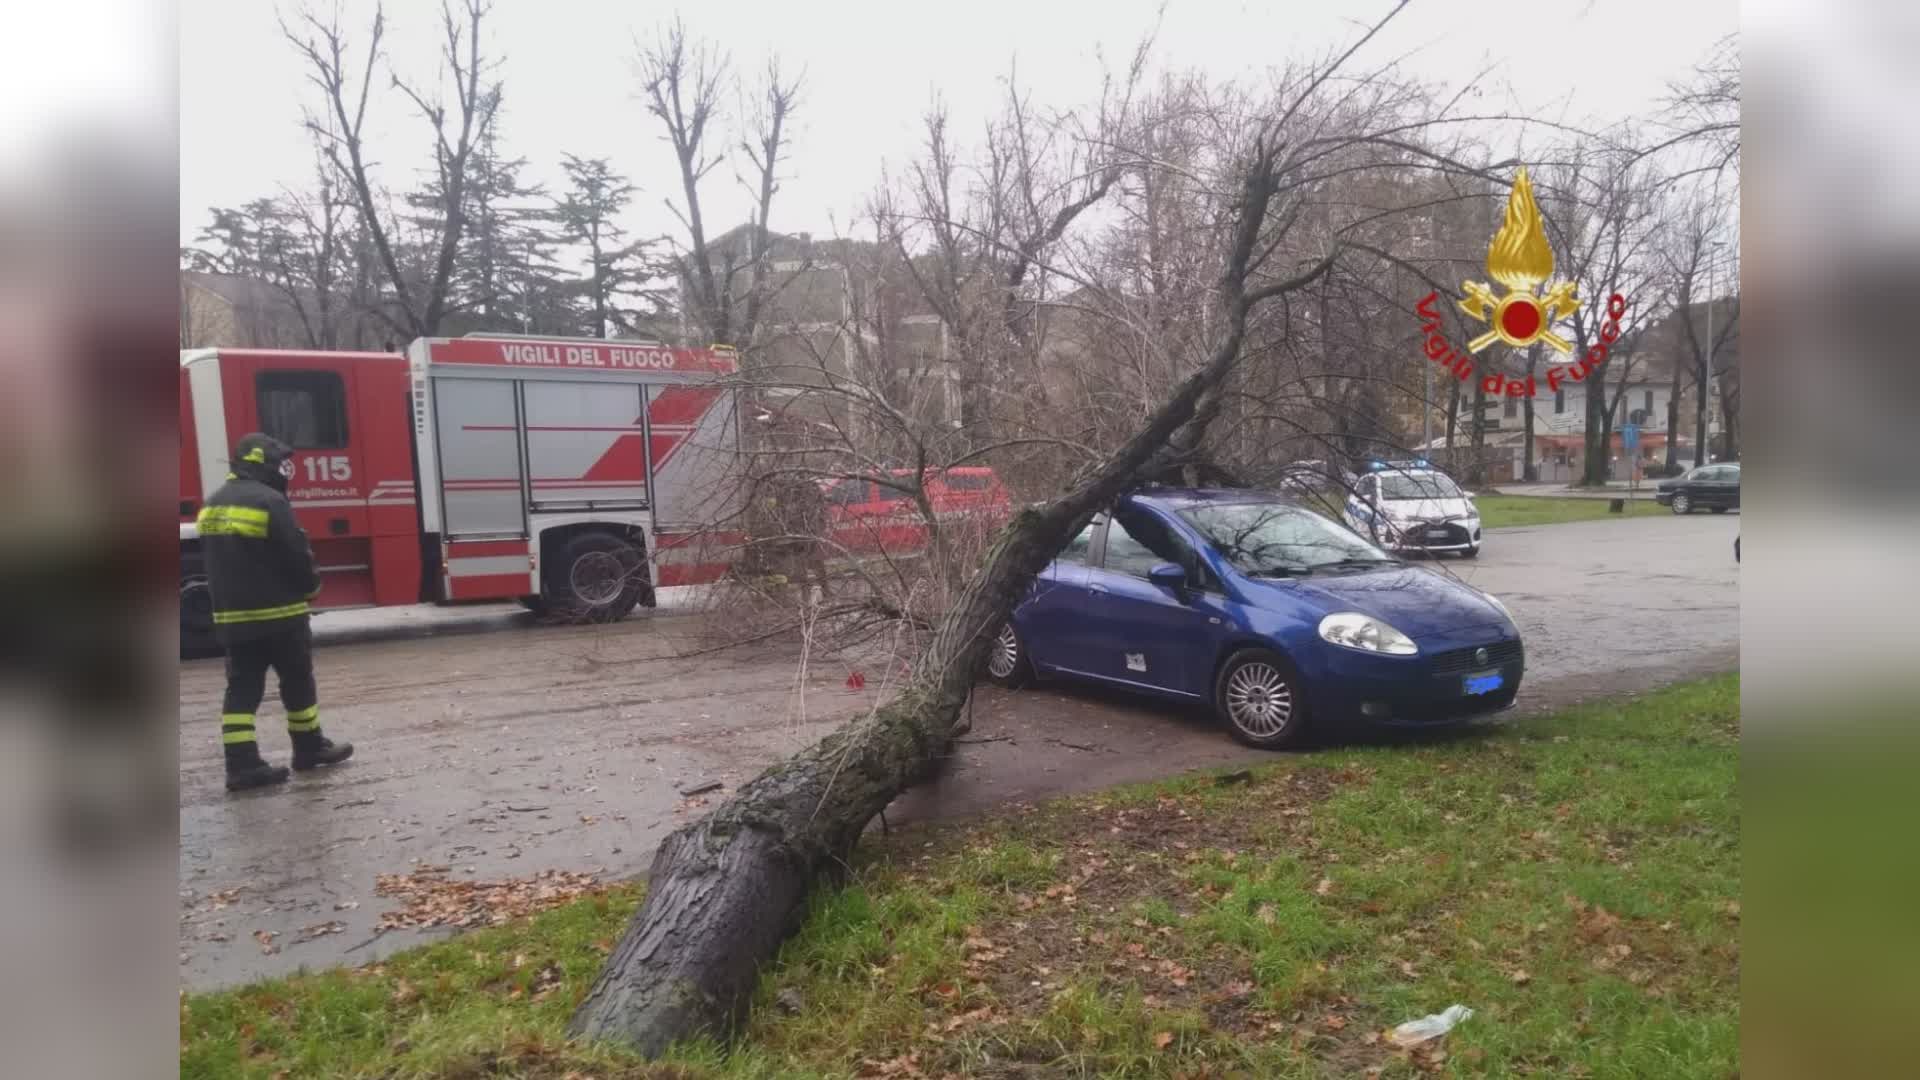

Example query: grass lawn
[1474,495,1672,529]
[182,676,1740,1079]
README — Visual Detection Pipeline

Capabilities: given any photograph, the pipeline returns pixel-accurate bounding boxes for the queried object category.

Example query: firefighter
[745,472,833,602]
[198,433,353,791]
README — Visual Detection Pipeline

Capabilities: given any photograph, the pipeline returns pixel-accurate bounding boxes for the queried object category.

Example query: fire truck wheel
[547,532,646,623]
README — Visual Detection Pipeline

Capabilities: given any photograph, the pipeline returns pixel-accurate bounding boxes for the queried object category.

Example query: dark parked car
[1654,463,1740,514]
[986,489,1524,748]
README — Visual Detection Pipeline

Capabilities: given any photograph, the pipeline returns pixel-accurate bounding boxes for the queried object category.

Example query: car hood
[1247,564,1508,638]
[1379,497,1475,522]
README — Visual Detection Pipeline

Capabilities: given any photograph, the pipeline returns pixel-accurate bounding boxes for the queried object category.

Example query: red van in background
[821,467,1013,554]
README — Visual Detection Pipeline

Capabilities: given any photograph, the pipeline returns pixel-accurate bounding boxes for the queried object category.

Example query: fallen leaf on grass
[1575,905,1621,942]
[530,964,563,1001]
[1320,1014,1348,1032]
[1314,877,1335,896]
[1510,968,1532,985]
[1154,1031,1174,1050]
[1256,904,1277,926]
[858,1051,922,1077]
[941,1006,997,1033]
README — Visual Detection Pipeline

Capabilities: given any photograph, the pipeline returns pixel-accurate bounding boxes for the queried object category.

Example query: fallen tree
[569,13,1410,1054]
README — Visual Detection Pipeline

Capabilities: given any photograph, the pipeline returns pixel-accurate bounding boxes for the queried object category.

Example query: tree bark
[569,148,1338,1055]
[1664,356,1682,470]
[1522,345,1538,482]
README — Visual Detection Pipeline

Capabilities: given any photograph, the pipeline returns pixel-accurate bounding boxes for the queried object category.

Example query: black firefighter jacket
[196,471,321,644]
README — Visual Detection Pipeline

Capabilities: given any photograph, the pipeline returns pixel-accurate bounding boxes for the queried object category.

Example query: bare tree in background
[283,0,502,338]
[640,19,802,350]
[182,136,377,350]
[1536,146,1669,486]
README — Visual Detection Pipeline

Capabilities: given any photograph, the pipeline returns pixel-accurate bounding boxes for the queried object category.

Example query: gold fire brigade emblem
[1458,167,1578,354]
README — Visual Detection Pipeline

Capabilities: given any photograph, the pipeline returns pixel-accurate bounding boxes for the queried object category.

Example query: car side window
[1104,507,1210,588]
[1058,516,1102,565]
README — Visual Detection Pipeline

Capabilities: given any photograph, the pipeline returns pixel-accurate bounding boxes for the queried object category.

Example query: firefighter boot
[224,743,291,792]
[290,730,354,771]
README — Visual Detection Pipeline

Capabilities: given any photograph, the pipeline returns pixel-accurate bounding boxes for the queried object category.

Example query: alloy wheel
[987,624,1020,680]
[1225,661,1294,739]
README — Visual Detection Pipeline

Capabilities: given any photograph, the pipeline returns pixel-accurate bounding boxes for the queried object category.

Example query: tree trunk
[1718,376,1737,459]
[1467,377,1487,486]
[1582,367,1609,485]
[1665,359,1682,470]
[570,154,1337,1055]
[1522,346,1538,482]
[1444,376,1460,450]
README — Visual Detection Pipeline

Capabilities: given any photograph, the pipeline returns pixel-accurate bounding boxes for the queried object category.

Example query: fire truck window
[256,371,349,449]
[824,479,870,506]
[941,471,992,491]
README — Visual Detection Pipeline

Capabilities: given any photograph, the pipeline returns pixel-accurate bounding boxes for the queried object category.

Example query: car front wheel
[1214,649,1307,749]
[984,622,1033,688]
[1671,492,1692,515]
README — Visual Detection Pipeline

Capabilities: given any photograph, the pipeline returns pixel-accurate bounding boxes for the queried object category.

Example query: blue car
[985,489,1524,747]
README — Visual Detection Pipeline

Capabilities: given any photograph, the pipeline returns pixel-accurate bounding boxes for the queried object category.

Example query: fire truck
[179,334,743,657]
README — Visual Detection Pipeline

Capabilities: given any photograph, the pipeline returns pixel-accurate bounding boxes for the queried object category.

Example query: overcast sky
[178,0,1737,250]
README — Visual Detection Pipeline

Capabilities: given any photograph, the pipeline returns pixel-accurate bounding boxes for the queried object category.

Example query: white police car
[1342,461,1483,558]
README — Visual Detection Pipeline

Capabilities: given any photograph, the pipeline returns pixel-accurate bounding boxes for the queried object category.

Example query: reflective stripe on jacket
[197,473,321,643]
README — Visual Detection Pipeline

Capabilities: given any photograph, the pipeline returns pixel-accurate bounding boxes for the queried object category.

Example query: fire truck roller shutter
[434,378,527,538]
[521,380,650,509]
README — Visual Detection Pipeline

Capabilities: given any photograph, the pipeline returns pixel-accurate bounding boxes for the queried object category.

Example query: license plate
[1464,669,1504,695]
[1426,528,1451,540]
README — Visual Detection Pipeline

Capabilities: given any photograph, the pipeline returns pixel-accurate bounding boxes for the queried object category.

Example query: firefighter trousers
[220,621,320,748]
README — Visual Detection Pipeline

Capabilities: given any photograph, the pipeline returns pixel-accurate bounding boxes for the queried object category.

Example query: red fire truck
[179,334,743,656]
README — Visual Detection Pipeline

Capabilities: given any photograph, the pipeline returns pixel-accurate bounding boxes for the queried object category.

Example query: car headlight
[1318,612,1419,655]
[1481,591,1513,622]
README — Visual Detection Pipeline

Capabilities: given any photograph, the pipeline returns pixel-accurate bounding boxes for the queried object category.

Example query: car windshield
[1376,471,1462,500]
[1178,502,1392,576]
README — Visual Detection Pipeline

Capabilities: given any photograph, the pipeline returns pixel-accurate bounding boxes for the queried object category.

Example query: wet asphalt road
[178,512,1739,989]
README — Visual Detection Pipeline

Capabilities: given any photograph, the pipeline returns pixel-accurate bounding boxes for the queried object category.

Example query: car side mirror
[1148,562,1188,592]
